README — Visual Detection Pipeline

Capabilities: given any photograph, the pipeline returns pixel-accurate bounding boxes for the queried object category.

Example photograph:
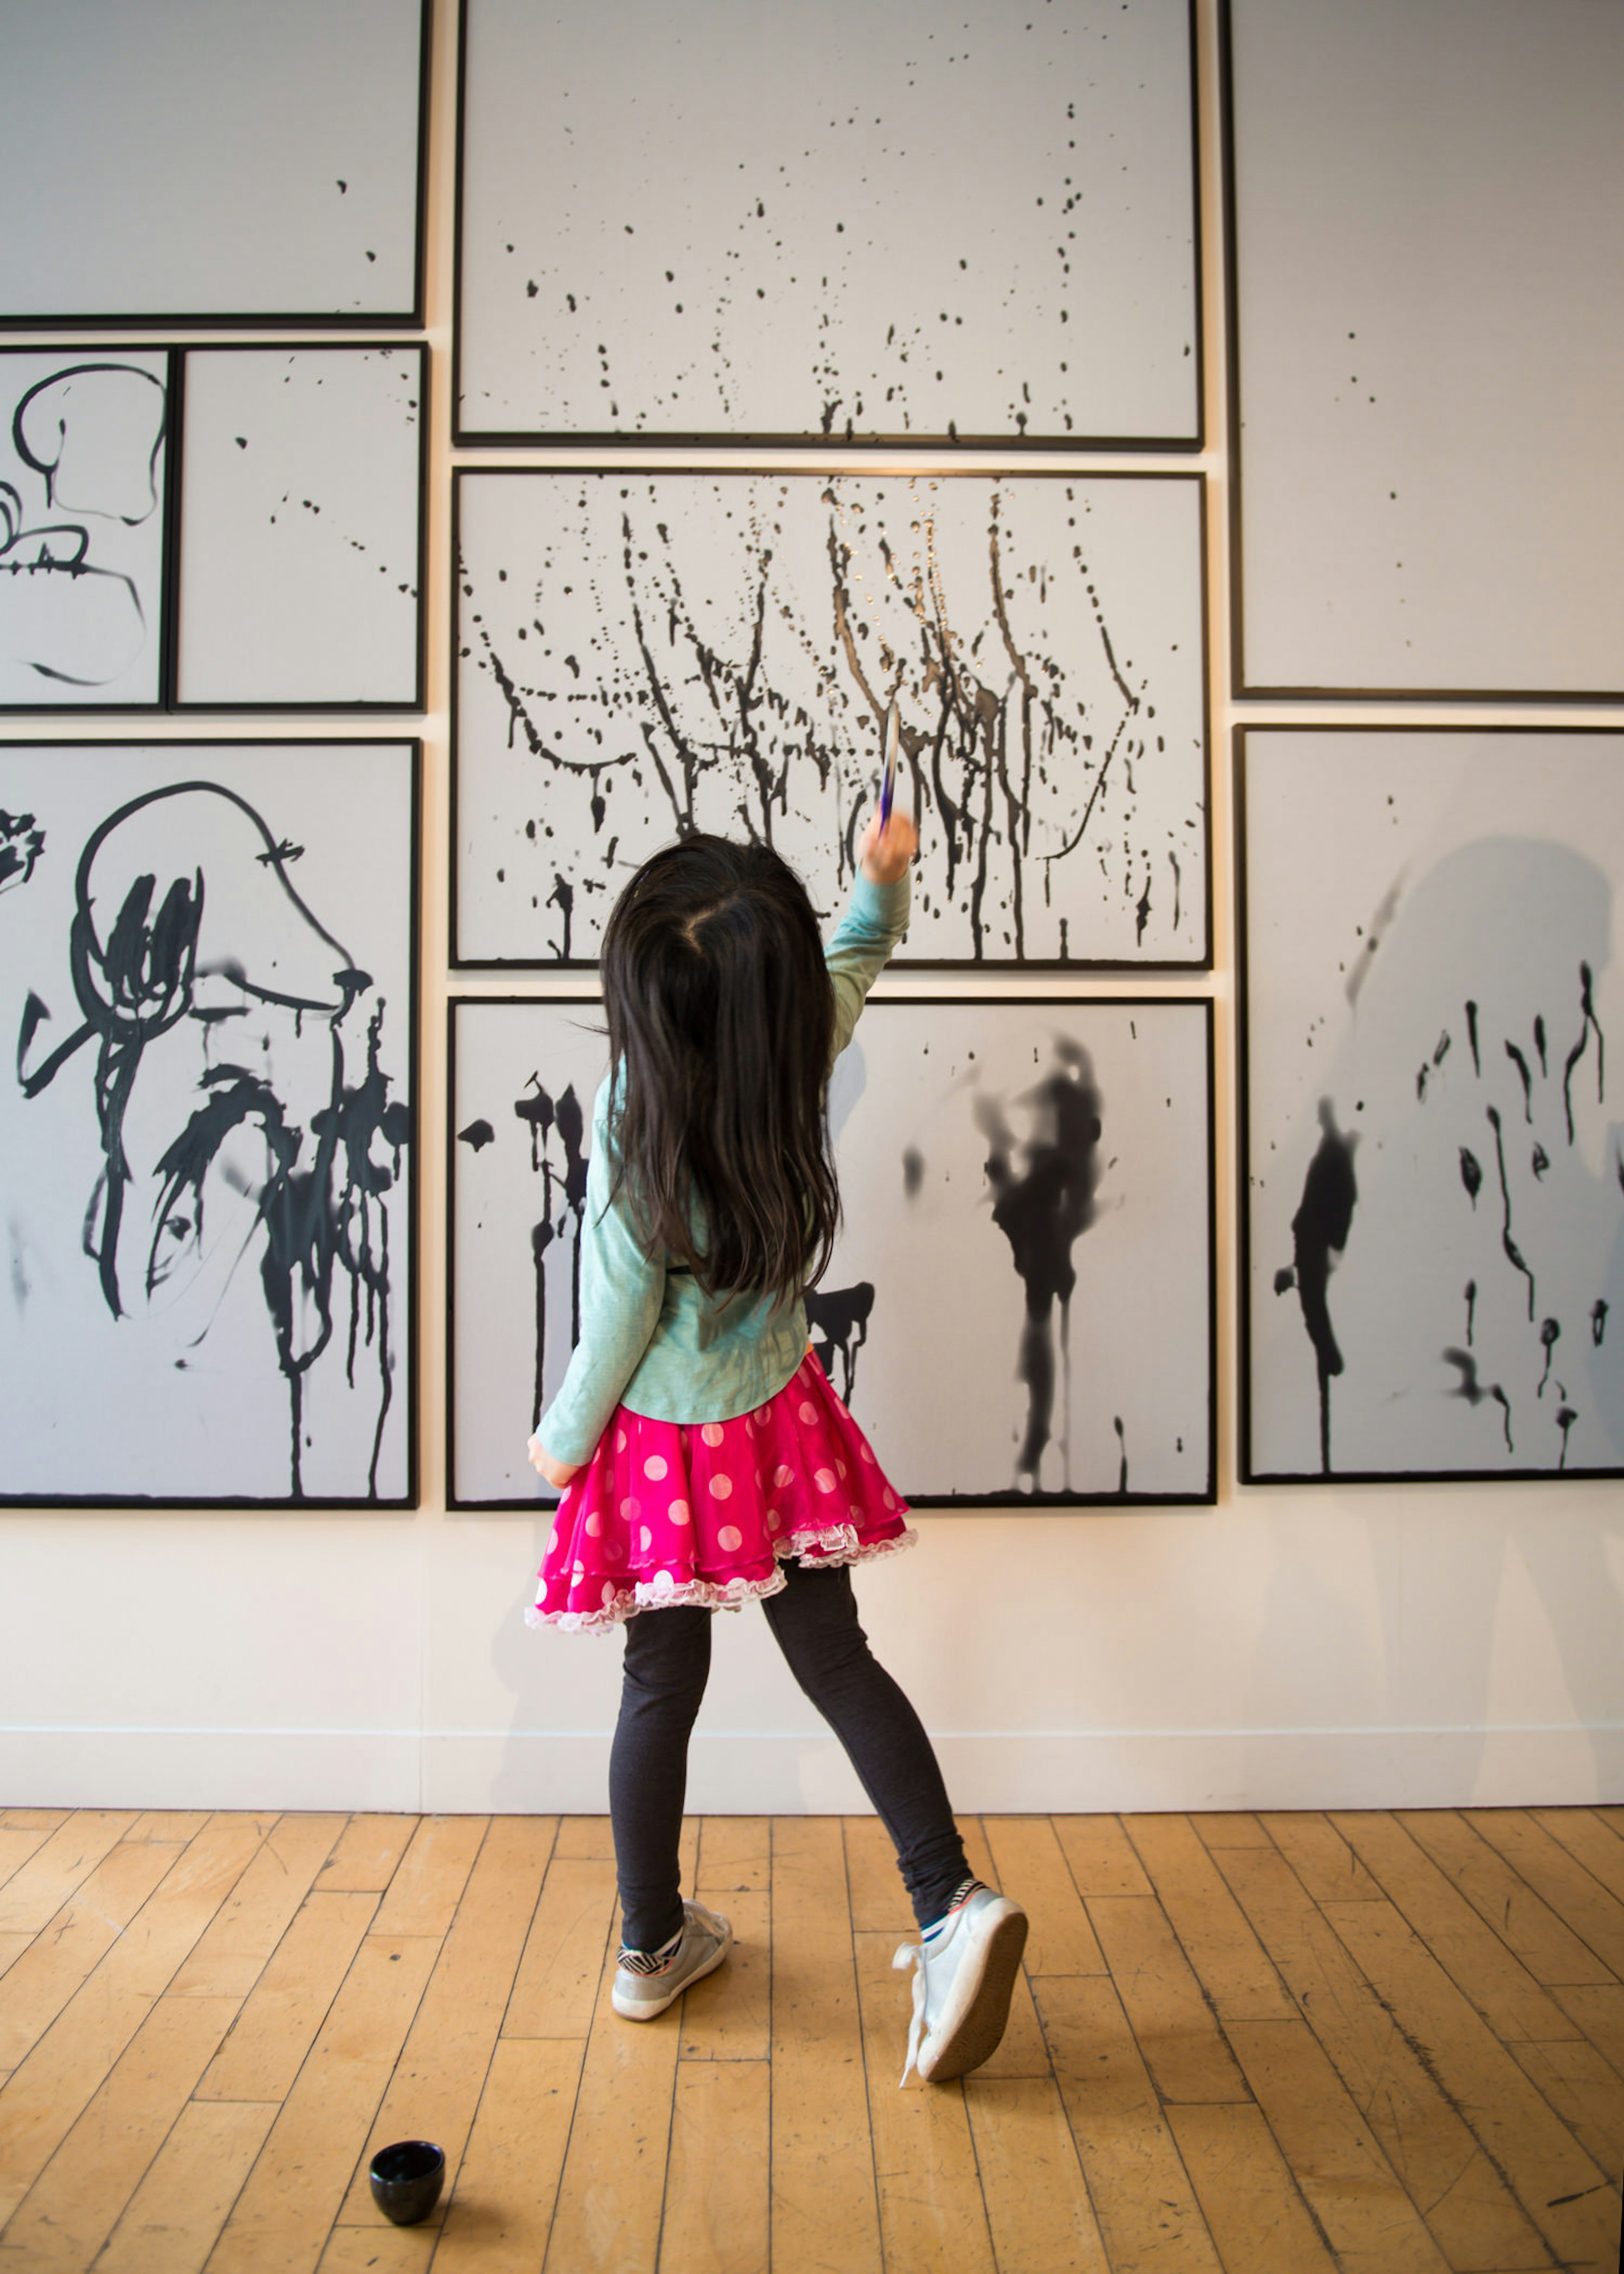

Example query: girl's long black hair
[600,835,839,1304]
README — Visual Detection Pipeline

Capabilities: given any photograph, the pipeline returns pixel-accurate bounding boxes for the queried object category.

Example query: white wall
[5,0,1622,1815]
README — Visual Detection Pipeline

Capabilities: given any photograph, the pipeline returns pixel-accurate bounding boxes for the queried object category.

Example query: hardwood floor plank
[963,2075,1111,2274]
[768,1815,882,2274]
[170,1817,346,2001]
[125,1813,214,1845]
[0,1815,68,1835]
[0,1992,239,2272]
[0,1814,270,2227]
[1591,1806,1624,1842]
[368,1817,489,1942]
[1462,1810,1624,1982]
[312,1818,416,1895]
[982,1819,1108,1977]
[0,1836,193,2071]
[1212,1841,1550,2271]
[658,2059,770,2274]
[314,2227,435,2272]
[1503,2033,1624,2175]
[541,1905,682,2274]
[431,2038,582,2272]
[1259,1813,1383,1902]
[504,1856,618,2039]
[1033,1973,1224,2274]
[1527,1807,1624,1903]
[842,1813,911,1934]
[553,1817,617,1861]
[1551,1982,1624,2079]
[201,1931,442,2274]
[680,1888,769,2063]
[332,1815,554,2227]
[1121,1815,1295,2022]
[194,1892,378,2103]
[1166,2102,1341,2274]
[1328,1810,1588,2049]
[853,1929,997,2274]
[0,1828,54,1896]
[1188,1814,1275,1849]
[0,1813,140,1933]
[1398,1810,1615,1987]
[1220,2019,1453,2274]
[694,1817,768,1893]
[1051,1816,1154,1900]
[1324,1892,1620,2270]
[0,1942,28,1991]
[1087,1895,1250,2104]
[91,2098,278,2274]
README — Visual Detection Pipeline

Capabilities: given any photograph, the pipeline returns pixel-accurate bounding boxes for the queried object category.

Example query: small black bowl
[369,2139,446,2226]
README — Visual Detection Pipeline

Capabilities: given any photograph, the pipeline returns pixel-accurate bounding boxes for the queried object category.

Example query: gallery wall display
[0,741,420,1506]
[1240,728,1624,1483]
[0,351,172,709]
[455,0,1201,446]
[0,346,426,714]
[1224,0,1624,698]
[449,995,1214,1508]
[0,0,429,326]
[453,470,1210,968]
[175,346,427,708]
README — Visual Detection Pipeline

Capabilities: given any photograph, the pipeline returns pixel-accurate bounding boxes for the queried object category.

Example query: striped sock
[921,1877,988,1944]
[618,1922,684,1976]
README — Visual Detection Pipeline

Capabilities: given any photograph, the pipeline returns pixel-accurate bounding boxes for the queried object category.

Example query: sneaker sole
[916,1903,1029,2082]
[611,1920,733,2021]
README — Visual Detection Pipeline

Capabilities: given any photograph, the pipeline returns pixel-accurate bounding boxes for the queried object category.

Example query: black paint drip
[1536,1317,1559,1397]
[1459,1148,1482,1208]
[1592,1299,1608,1348]
[1286,1099,1358,1476]
[900,1145,924,1199]
[1466,1001,1481,1076]
[1464,1280,1476,1347]
[458,1118,495,1151]
[1485,1105,1535,1322]
[1561,961,1605,1145]
[977,1038,1102,1489]
[514,1077,589,1430]
[1443,1348,1514,1453]
[805,1281,875,1403]
[1504,1039,1533,1123]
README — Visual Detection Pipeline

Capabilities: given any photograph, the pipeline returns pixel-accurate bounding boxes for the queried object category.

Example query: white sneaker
[611,1899,732,2020]
[893,1883,1028,2084]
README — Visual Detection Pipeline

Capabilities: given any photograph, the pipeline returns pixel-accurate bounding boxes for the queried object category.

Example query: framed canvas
[0,741,420,1506]
[174,345,427,710]
[0,349,173,710]
[452,469,1210,969]
[1239,727,1624,1483]
[1223,0,1624,698]
[0,0,429,326]
[448,995,1214,1508]
[455,0,1201,447]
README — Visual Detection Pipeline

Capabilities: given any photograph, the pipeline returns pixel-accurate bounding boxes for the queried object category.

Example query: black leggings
[609,1559,970,1950]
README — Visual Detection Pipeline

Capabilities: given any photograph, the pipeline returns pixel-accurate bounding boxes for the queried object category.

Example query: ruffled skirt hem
[526,1518,918,1635]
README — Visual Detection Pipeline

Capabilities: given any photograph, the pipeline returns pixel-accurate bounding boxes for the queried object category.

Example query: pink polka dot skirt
[528,1354,914,1634]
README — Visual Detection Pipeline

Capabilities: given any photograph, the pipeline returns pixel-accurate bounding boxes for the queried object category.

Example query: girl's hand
[528,1434,582,1490]
[859,805,918,884]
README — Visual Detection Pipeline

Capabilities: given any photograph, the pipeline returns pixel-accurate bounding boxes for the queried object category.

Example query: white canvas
[450,996,1212,1506]
[0,742,416,1504]
[0,0,422,319]
[1243,731,1624,1480]
[176,349,423,706]
[0,352,168,709]
[457,0,1199,442]
[1229,0,1624,694]
[455,471,1208,965]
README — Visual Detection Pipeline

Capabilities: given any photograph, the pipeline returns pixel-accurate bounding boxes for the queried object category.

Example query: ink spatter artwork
[177,349,424,706]
[0,0,424,320]
[455,472,1207,967]
[1244,730,1624,1480]
[457,0,1197,443]
[0,353,168,707]
[0,743,416,1505]
[449,996,1213,1508]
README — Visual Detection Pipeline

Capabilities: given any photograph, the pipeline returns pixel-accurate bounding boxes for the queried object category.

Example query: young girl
[526,811,1026,2085]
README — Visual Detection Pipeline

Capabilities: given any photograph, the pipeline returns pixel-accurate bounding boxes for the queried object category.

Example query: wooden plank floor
[0,1809,1620,2272]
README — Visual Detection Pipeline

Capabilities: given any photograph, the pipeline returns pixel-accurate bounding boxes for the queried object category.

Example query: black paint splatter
[1485,1105,1535,1322]
[900,1145,924,1198]
[515,1076,589,1429]
[1561,961,1605,1145]
[1443,1348,1514,1453]
[1284,1099,1358,1476]
[0,810,45,895]
[1592,1300,1608,1348]
[1536,1317,1559,1396]
[1464,1280,1476,1347]
[1465,1000,1480,1076]
[805,1280,875,1403]
[1459,1147,1483,1209]
[458,1119,495,1151]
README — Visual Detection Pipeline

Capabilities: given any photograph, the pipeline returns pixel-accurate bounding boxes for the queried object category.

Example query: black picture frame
[0,737,422,1511]
[451,0,1204,453]
[446,991,1217,1512]
[1236,722,1624,1486]
[449,465,1214,974]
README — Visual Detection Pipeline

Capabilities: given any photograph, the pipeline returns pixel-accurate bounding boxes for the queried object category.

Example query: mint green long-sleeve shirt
[535,871,908,1467]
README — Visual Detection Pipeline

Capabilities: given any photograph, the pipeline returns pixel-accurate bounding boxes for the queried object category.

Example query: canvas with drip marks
[453,470,1208,967]
[0,742,417,1506]
[0,350,170,709]
[449,995,1213,1507]
[456,0,1199,444]
[1241,729,1624,1482]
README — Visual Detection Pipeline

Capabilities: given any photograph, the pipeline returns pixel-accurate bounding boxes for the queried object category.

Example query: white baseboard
[5,1724,1621,1815]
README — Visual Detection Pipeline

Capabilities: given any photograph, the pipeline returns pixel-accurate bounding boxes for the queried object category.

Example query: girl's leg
[761,1560,971,1929]
[609,1604,713,1950]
